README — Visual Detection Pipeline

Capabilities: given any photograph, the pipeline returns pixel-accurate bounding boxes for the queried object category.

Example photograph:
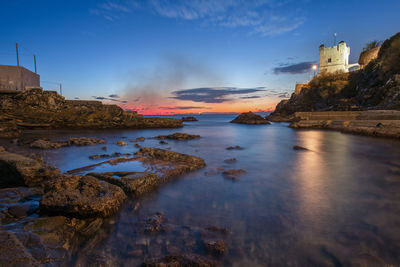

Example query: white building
[318,41,359,74]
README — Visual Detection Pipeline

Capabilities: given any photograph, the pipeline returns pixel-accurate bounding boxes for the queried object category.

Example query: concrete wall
[319,42,350,74]
[0,65,40,92]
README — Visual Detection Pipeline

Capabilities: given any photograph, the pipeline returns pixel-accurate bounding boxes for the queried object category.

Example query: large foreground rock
[40,175,126,218]
[231,112,270,124]
[0,148,60,187]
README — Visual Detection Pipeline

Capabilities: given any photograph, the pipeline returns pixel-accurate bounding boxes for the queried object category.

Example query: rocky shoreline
[0,143,220,265]
[0,89,182,138]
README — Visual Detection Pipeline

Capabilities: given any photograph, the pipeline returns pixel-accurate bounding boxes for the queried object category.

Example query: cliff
[268,32,400,121]
[0,89,182,137]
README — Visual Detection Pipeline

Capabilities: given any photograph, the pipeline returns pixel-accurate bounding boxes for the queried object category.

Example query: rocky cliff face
[0,89,182,137]
[269,32,400,120]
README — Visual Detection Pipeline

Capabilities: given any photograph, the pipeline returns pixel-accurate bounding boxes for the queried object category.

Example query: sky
[1,0,399,114]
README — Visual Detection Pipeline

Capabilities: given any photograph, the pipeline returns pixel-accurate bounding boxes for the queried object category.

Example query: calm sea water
[9,114,400,266]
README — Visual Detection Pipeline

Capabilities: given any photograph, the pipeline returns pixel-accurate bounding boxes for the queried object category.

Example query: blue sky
[1,0,399,114]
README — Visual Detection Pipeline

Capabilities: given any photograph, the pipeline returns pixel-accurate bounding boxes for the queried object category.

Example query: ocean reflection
[5,115,400,266]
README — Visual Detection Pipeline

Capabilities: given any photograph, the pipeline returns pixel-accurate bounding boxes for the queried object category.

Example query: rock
[0,146,5,152]
[101,146,107,151]
[293,145,310,151]
[181,116,198,122]
[7,202,33,219]
[30,139,68,149]
[0,229,39,266]
[159,140,168,145]
[134,144,142,148]
[222,169,246,180]
[114,140,128,146]
[88,172,159,197]
[203,239,226,256]
[142,254,218,267]
[131,137,145,142]
[230,112,270,124]
[223,158,237,164]
[89,154,111,160]
[40,175,126,218]
[0,149,60,188]
[226,145,243,150]
[68,137,106,146]
[156,133,200,140]
[141,212,164,233]
[135,147,206,181]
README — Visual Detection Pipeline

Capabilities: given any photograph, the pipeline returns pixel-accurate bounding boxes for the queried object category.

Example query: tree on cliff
[363,40,382,51]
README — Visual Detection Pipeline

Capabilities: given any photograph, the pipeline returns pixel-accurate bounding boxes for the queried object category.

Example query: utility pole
[16,43,20,67]
[34,55,37,73]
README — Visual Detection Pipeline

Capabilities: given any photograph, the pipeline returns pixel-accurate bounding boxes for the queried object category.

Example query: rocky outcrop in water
[0,89,182,138]
[231,112,270,124]
[268,32,400,122]
[30,137,106,149]
[156,132,200,140]
[182,116,198,122]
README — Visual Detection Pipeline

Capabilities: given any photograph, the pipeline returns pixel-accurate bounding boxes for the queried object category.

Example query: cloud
[240,95,261,99]
[159,106,211,110]
[273,61,317,75]
[90,0,306,36]
[108,94,120,98]
[170,87,265,103]
[92,96,128,103]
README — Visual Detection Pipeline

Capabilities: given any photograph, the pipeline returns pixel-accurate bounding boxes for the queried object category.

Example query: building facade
[0,65,40,92]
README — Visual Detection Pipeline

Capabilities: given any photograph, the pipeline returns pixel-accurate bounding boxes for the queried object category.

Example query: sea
[6,114,400,266]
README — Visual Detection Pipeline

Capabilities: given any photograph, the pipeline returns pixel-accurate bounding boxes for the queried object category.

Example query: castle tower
[318,41,350,74]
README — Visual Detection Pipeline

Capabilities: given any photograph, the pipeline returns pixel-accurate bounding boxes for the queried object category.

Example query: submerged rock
[181,116,198,122]
[131,137,145,142]
[293,145,310,151]
[156,133,200,140]
[230,112,270,125]
[40,175,126,218]
[0,149,60,187]
[114,140,128,146]
[222,169,247,180]
[88,172,159,197]
[159,140,168,145]
[203,239,226,256]
[226,145,244,150]
[223,158,237,164]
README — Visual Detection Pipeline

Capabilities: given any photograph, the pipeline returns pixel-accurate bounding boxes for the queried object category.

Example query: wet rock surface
[88,172,159,197]
[30,137,106,149]
[135,147,206,181]
[114,140,128,146]
[231,112,270,125]
[0,148,60,187]
[156,132,200,140]
[40,175,127,218]
[223,158,237,164]
[30,139,68,149]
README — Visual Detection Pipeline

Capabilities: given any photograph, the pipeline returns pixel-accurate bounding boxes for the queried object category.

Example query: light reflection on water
[8,114,400,266]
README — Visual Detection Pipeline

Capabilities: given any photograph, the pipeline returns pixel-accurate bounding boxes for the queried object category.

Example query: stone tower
[318,41,351,74]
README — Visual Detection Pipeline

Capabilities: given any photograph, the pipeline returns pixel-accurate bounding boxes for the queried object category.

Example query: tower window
[328,58,332,63]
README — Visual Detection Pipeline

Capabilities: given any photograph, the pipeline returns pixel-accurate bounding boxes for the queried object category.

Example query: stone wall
[359,46,381,68]
[0,65,40,92]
